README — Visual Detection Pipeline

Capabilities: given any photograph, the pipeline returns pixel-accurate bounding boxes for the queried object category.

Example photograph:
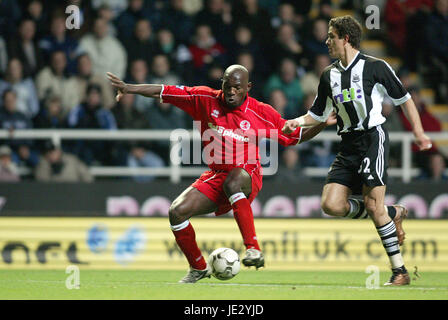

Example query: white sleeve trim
[391,92,411,106]
[159,84,165,103]
[307,110,327,123]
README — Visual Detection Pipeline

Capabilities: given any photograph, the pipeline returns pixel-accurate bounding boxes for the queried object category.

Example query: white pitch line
[1,279,443,291]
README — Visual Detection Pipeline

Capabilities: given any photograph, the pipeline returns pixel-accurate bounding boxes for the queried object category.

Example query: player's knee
[223,177,243,197]
[321,198,346,216]
[169,202,189,225]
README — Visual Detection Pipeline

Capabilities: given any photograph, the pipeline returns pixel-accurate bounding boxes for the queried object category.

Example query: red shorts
[191,163,263,216]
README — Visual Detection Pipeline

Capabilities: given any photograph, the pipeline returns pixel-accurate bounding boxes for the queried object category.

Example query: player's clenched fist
[282,119,301,134]
[415,133,433,151]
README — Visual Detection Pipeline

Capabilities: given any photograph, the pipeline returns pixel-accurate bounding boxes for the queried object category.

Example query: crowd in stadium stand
[0,0,446,182]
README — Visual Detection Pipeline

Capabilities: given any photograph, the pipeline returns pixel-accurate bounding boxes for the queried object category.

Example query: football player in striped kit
[283,16,432,286]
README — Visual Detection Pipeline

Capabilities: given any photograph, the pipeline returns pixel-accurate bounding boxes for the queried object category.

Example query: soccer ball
[208,248,241,281]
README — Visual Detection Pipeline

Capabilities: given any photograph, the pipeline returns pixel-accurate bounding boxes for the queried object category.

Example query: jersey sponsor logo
[211,109,220,118]
[207,122,250,143]
[333,87,363,103]
[239,120,251,131]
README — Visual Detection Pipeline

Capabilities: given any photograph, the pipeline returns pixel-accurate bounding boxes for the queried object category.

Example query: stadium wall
[0,181,447,218]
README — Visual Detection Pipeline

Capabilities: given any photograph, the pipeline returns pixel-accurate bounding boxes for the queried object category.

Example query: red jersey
[160,85,302,171]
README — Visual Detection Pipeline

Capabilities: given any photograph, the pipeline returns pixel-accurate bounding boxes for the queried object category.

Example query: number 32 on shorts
[358,157,371,174]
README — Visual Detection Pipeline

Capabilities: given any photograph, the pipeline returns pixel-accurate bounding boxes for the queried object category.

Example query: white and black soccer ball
[208,248,241,281]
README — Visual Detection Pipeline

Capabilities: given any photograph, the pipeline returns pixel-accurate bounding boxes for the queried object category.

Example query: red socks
[171,192,260,271]
[171,220,207,270]
[229,192,260,251]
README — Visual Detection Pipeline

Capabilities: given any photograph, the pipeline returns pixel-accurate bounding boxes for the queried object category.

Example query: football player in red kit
[107,65,334,283]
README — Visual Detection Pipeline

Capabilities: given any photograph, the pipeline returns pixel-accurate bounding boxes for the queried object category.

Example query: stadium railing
[1,129,447,183]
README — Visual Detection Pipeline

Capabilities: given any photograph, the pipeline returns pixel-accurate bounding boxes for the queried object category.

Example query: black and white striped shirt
[308,51,411,134]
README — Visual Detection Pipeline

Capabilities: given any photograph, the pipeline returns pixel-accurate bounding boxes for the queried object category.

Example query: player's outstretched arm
[282,113,324,134]
[300,112,337,143]
[400,98,433,151]
[106,72,163,101]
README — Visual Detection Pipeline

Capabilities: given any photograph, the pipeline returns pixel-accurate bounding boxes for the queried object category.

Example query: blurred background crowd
[0,0,446,183]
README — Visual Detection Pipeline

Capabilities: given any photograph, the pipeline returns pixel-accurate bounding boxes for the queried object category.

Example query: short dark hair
[329,16,362,49]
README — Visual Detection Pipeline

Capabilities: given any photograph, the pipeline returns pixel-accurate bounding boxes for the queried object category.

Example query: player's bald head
[223,64,249,83]
[221,64,252,108]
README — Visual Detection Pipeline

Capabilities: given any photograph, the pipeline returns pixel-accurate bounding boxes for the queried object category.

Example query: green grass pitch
[1,269,448,300]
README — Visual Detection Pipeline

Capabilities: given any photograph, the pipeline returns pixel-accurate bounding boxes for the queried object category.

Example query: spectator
[275,2,311,44]
[0,90,35,159]
[303,18,329,63]
[127,144,165,183]
[0,58,40,120]
[385,0,433,56]
[425,0,448,103]
[126,59,153,113]
[80,17,127,79]
[300,54,331,96]
[316,0,334,22]
[231,25,268,76]
[272,23,304,68]
[159,0,194,45]
[275,147,308,183]
[205,64,224,89]
[11,144,40,172]
[154,28,193,81]
[264,57,304,118]
[382,99,405,167]
[0,89,32,134]
[188,24,226,77]
[33,95,67,129]
[75,53,115,109]
[271,3,298,29]
[298,93,336,168]
[35,142,93,182]
[404,0,433,71]
[113,94,149,130]
[235,51,264,100]
[68,84,117,130]
[0,0,22,41]
[114,0,154,41]
[67,84,117,165]
[194,0,233,47]
[112,93,153,165]
[7,18,44,78]
[91,0,128,18]
[268,89,288,117]
[97,3,118,37]
[24,0,48,40]
[0,37,7,75]
[147,99,186,162]
[38,15,80,74]
[35,50,80,116]
[124,19,155,68]
[424,153,448,181]
[0,145,20,182]
[233,0,274,47]
[398,86,444,179]
[282,0,312,18]
[149,54,181,86]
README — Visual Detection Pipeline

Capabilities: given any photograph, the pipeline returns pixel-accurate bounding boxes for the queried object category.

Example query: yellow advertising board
[0,217,446,271]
